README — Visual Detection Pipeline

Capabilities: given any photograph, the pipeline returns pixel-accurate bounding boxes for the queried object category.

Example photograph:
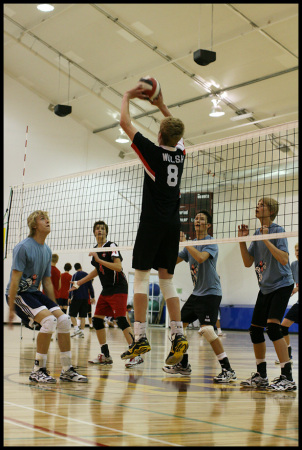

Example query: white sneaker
[60,366,88,383]
[267,375,297,391]
[217,331,226,337]
[213,368,237,383]
[88,354,113,365]
[197,328,202,335]
[29,368,57,383]
[162,362,192,376]
[71,328,82,337]
[125,355,144,368]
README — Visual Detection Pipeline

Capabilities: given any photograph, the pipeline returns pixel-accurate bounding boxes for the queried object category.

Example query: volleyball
[138,76,161,101]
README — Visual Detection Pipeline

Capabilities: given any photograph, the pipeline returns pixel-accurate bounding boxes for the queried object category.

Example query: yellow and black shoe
[165,334,189,365]
[120,337,151,360]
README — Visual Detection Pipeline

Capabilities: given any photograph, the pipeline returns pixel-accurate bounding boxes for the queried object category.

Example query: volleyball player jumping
[119,85,188,365]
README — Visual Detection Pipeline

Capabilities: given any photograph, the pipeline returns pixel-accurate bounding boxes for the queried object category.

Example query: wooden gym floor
[4,324,298,447]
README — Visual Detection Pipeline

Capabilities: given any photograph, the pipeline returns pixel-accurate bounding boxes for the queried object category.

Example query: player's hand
[89,252,98,258]
[179,231,187,242]
[149,90,163,106]
[238,224,249,237]
[259,225,269,235]
[8,308,15,330]
[90,298,96,304]
[126,84,149,100]
[69,281,80,291]
[291,286,298,296]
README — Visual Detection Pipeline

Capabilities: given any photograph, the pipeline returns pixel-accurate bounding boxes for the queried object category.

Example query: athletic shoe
[197,328,202,336]
[275,357,293,365]
[88,354,113,365]
[213,368,237,383]
[29,368,57,383]
[217,332,226,337]
[267,375,297,391]
[125,355,144,368]
[165,334,189,365]
[240,372,269,388]
[120,337,151,360]
[60,366,88,383]
[78,331,84,338]
[162,362,192,376]
[71,328,83,338]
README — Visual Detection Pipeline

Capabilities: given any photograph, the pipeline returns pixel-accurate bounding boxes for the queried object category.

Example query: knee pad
[249,325,265,344]
[134,271,150,295]
[88,312,92,318]
[92,317,105,330]
[266,322,283,342]
[159,278,177,300]
[56,314,71,333]
[199,325,217,343]
[281,325,289,337]
[117,316,130,331]
[40,315,57,334]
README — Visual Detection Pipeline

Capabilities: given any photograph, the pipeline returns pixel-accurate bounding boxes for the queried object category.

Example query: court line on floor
[4,402,183,447]
[4,416,105,446]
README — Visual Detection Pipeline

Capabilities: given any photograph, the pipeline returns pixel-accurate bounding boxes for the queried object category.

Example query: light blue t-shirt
[290,260,299,284]
[6,237,52,295]
[178,235,222,296]
[248,223,294,294]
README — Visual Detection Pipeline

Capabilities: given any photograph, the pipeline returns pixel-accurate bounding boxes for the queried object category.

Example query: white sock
[34,353,47,371]
[217,352,227,360]
[60,351,72,372]
[170,321,183,338]
[217,328,222,334]
[134,322,146,341]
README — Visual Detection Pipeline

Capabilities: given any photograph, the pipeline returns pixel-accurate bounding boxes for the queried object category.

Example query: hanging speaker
[54,104,72,117]
[193,49,216,66]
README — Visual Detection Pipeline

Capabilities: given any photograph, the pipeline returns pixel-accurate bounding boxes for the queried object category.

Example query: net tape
[4,121,298,256]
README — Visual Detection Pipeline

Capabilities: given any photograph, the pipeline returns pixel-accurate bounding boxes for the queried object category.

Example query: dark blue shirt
[69,270,94,300]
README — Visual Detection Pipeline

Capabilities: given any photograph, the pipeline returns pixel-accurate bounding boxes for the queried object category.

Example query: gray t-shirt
[248,223,294,294]
[290,260,299,284]
[6,237,52,294]
[178,235,222,296]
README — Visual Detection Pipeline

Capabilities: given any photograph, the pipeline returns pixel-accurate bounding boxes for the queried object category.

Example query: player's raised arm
[120,85,147,141]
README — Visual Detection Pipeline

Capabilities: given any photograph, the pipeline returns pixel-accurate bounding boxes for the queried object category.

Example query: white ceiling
[4,3,299,160]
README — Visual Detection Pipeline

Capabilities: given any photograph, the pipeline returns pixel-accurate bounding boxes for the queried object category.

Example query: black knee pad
[281,325,289,337]
[266,322,283,341]
[88,312,91,318]
[117,316,130,331]
[249,325,265,344]
[92,317,105,330]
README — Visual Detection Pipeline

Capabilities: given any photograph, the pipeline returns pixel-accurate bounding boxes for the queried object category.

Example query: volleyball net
[4,121,298,257]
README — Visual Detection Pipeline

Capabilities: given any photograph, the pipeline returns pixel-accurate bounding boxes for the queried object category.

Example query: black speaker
[54,104,72,117]
[193,49,216,66]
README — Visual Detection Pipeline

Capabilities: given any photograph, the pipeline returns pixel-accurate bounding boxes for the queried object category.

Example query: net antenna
[4,121,298,257]
[20,125,29,241]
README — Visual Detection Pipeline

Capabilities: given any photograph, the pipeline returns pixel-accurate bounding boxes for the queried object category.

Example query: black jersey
[91,241,128,295]
[131,132,186,224]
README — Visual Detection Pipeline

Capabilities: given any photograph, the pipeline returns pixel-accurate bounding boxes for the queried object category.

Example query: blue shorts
[6,290,60,323]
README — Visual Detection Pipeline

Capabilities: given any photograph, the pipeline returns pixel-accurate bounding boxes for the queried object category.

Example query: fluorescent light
[230,112,254,121]
[116,137,129,143]
[37,4,54,12]
[209,99,225,117]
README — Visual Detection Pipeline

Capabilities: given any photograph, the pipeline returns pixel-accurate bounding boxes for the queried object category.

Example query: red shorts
[94,293,128,318]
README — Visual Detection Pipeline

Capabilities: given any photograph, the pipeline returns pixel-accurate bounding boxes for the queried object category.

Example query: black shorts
[57,298,68,307]
[132,221,180,274]
[181,294,222,327]
[284,301,299,323]
[5,290,60,324]
[251,284,294,327]
[69,298,88,318]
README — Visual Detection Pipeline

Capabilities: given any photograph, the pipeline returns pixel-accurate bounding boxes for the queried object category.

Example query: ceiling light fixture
[209,98,225,117]
[230,112,254,121]
[115,128,129,144]
[37,4,54,12]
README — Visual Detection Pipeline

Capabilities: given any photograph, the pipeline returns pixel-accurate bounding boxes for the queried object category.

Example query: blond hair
[260,197,279,221]
[160,117,185,147]
[27,210,49,237]
[52,253,59,263]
